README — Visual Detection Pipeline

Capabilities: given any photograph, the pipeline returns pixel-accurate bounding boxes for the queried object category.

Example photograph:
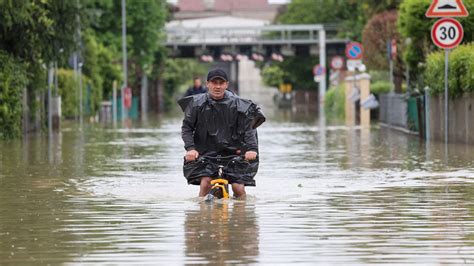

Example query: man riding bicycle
[178,68,265,199]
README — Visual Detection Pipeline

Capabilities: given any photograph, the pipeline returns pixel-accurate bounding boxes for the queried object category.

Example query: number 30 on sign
[431,18,464,49]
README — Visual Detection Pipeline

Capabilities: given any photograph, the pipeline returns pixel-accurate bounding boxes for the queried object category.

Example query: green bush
[371,81,392,95]
[82,32,103,102]
[454,44,474,94]
[163,58,208,109]
[277,56,319,90]
[425,43,474,97]
[0,51,28,139]
[97,44,121,99]
[261,65,285,88]
[368,70,390,83]
[82,31,121,101]
[324,85,345,120]
[57,69,93,118]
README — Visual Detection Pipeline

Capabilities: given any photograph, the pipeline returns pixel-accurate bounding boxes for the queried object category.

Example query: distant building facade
[172,0,282,21]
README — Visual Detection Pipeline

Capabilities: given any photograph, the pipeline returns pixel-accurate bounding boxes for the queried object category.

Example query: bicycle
[198,155,248,202]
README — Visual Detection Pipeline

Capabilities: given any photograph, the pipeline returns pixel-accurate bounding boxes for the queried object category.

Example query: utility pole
[79,62,83,129]
[76,0,83,128]
[318,29,326,109]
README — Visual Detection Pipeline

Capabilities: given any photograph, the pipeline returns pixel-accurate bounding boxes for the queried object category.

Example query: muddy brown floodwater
[1,110,474,264]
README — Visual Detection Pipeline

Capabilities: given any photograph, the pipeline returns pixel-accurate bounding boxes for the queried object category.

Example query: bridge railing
[165,24,340,46]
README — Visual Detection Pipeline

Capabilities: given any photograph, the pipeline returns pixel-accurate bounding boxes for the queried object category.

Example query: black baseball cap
[207,68,228,82]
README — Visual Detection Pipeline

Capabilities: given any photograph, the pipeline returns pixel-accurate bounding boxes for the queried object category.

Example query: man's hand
[185,150,199,162]
[244,151,258,161]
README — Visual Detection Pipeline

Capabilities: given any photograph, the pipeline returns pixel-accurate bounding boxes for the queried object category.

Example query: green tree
[85,0,167,91]
[276,0,402,40]
[0,52,28,139]
[261,65,287,88]
[0,0,81,138]
[362,10,404,92]
[274,0,403,91]
[0,1,79,63]
[163,58,208,109]
[278,56,319,90]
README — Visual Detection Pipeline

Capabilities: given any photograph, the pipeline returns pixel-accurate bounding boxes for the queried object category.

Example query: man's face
[207,78,228,100]
[194,79,201,88]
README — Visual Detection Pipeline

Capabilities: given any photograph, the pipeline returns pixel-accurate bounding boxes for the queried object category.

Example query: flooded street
[1,109,474,264]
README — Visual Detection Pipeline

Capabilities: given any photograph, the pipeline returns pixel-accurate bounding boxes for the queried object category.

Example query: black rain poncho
[178,90,265,186]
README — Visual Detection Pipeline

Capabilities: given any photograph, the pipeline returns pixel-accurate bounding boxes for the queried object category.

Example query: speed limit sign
[431,18,464,49]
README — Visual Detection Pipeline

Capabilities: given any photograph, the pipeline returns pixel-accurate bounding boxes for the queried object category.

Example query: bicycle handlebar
[200,155,243,160]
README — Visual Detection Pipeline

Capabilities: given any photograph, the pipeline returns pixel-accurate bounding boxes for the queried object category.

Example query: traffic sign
[426,0,469,17]
[431,18,464,49]
[330,70,340,86]
[391,39,397,60]
[314,75,323,83]
[330,56,344,70]
[313,64,326,76]
[386,39,398,60]
[345,42,363,60]
[346,59,362,72]
[124,87,132,109]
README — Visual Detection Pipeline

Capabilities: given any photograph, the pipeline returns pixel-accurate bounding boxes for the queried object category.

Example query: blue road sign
[345,42,363,60]
[313,64,325,76]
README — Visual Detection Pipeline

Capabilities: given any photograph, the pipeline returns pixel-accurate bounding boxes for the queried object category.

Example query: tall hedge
[324,85,345,120]
[57,69,96,118]
[0,51,28,139]
[425,43,474,97]
[261,65,286,88]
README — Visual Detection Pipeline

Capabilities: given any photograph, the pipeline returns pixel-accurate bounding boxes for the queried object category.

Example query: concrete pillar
[344,75,356,126]
[230,61,237,87]
[52,96,61,130]
[358,73,371,127]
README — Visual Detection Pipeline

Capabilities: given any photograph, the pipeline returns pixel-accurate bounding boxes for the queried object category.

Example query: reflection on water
[185,201,259,264]
[1,111,474,264]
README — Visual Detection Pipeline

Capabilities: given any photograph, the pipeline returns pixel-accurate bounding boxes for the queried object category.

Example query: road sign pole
[444,49,449,144]
[426,2,466,147]
[389,59,394,93]
[112,80,117,127]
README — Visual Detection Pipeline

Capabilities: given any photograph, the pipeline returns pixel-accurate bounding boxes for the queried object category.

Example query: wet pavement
[1,110,474,264]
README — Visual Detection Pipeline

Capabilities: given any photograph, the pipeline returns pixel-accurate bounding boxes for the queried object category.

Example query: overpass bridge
[165,23,348,101]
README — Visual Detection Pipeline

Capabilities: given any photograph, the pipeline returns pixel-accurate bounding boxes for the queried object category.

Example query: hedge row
[425,43,474,97]
[0,51,27,139]
[324,85,345,120]
[56,69,104,118]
